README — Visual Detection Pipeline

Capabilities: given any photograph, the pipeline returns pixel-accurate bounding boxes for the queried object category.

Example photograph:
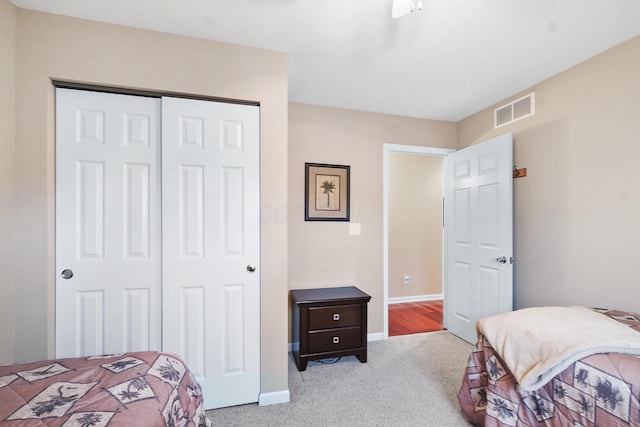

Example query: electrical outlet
[403,275,410,285]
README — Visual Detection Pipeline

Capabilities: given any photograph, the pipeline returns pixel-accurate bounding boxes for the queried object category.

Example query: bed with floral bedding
[458,307,640,426]
[0,351,204,426]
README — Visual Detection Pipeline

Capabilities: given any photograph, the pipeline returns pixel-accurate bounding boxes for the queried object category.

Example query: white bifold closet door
[55,88,260,410]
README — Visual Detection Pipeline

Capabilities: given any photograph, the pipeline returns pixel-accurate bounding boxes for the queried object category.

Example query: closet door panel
[55,89,162,357]
[162,97,260,410]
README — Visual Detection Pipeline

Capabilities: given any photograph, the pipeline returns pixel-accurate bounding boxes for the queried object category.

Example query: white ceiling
[12,0,640,121]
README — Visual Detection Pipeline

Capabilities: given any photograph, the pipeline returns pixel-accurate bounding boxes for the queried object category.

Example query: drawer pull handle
[332,336,340,344]
[333,313,340,321]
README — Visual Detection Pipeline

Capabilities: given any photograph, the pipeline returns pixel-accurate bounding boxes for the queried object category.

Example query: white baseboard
[367,332,384,342]
[388,294,443,304]
[259,389,290,406]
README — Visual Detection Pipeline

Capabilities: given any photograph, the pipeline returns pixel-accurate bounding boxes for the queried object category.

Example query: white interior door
[161,97,261,410]
[444,133,513,343]
[55,88,162,357]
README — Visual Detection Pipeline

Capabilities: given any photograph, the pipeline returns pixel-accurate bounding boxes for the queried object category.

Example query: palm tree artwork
[316,174,339,211]
[320,180,335,207]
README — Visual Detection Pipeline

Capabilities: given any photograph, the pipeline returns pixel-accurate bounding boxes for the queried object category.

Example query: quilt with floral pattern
[0,351,204,426]
[458,308,640,426]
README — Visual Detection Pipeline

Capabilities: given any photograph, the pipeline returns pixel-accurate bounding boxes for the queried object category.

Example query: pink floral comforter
[458,308,640,426]
[0,351,204,426]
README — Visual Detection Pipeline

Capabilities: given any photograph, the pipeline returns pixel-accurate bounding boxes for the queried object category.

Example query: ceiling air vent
[494,92,535,128]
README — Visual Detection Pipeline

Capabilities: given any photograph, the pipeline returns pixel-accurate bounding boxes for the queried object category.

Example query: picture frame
[305,163,350,221]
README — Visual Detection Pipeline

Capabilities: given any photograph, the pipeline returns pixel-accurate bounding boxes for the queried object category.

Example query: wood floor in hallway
[388,299,444,337]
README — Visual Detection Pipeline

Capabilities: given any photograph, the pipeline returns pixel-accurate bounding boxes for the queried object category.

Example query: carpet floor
[206,331,474,426]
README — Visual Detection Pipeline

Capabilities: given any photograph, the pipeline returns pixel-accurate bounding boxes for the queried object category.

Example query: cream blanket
[477,305,640,391]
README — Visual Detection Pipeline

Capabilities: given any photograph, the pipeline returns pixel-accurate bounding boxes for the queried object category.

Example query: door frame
[382,143,454,339]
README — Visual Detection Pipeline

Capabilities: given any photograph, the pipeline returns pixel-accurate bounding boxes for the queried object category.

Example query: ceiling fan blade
[391,0,413,18]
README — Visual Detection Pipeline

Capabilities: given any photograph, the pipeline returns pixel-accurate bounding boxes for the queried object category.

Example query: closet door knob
[61,269,74,279]
[246,264,256,273]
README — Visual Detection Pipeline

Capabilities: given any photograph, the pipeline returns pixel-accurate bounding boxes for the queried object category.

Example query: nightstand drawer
[308,304,361,330]
[308,327,362,354]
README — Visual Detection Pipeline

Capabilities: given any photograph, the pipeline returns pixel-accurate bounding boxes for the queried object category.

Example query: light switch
[349,223,361,235]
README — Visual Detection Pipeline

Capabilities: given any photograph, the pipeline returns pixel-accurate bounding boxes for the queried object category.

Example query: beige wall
[388,154,442,298]
[0,0,16,365]
[458,35,640,313]
[11,8,289,395]
[288,103,456,335]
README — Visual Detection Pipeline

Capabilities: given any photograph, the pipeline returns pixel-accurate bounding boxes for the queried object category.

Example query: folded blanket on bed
[477,305,640,391]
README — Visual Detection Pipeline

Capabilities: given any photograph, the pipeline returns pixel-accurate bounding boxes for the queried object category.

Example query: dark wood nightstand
[290,286,371,371]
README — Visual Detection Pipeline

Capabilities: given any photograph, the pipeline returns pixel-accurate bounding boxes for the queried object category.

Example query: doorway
[382,144,454,338]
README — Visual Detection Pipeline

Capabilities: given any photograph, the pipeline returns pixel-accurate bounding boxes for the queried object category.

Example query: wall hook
[513,165,527,178]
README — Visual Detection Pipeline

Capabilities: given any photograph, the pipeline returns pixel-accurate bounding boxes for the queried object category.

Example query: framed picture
[305,163,350,221]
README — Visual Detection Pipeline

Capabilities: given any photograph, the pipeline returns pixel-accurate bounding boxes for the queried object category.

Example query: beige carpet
[207,331,475,426]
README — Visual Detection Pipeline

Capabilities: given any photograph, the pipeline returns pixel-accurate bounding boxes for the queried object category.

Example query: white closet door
[55,88,162,357]
[161,97,261,410]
